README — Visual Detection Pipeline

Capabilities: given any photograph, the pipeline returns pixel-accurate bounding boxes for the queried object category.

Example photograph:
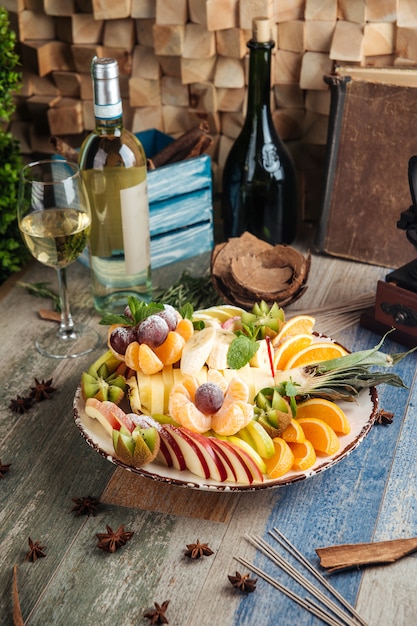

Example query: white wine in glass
[18,159,101,358]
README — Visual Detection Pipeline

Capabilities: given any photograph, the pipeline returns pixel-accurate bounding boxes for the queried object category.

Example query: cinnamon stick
[149,121,212,168]
[316,537,417,572]
[50,136,79,163]
[13,565,24,626]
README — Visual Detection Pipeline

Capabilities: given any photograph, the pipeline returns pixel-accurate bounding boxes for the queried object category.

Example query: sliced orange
[296,417,340,455]
[281,418,306,443]
[272,315,315,347]
[175,318,194,342]
[296,398,351,435]
[273,333,314,370]
[284,341,348,369]
[265,437,295,478]
[154,330,186,365]
[288,440,316,471]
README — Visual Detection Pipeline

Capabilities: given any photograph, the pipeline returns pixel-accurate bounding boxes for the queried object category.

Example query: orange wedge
[272,315,315,347]
[273,333,314,370]
[296,417,340,455]
[284,341,348,369]
[281,418,306,443]
[265,437,295,479]
[296,398,351,435]
[175,318,194,342]
[288,440,316,471]
[154,330,186,365]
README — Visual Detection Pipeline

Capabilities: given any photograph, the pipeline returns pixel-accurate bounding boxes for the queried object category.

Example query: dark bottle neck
[245,39,274,120]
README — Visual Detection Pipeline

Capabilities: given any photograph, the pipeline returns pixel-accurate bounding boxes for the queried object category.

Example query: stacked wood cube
[5,0,417,221]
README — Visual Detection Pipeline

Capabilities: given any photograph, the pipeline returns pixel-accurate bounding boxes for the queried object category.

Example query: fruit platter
[74,299,407,491]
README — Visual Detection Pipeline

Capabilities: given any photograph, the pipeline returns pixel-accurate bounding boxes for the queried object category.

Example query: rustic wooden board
[101,468,240,522]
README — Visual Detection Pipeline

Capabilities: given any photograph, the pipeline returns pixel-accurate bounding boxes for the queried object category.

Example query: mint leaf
[227,335,259,369]
[180,302,194,320]
[99,313,133,326]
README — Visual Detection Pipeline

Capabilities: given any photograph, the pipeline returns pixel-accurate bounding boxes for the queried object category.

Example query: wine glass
[18,159,101,358]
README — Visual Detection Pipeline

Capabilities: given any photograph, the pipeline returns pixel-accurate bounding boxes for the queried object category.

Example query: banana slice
[180,326,217,376]
[206,329,235,370]
[249,339,271,369]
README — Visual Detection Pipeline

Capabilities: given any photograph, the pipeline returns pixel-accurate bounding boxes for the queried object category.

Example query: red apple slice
[181,428,229,482]
[101,401,135,432]
[208,438,238,483]
[212,439,264,485]
[85,398,122,436]
[163,424,211,479]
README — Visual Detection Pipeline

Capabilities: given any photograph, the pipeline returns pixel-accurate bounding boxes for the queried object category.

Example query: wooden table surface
[1,249,417,626]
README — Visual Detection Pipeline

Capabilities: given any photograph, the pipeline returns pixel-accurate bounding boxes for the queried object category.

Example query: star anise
[9,395,33,414]
[25,537,46,562]
[144,600,170,625]
[30,377,56,402]
[228,571,257,593]
[0,459,11,478]
[96,524,134,553]
[71,495,100,517]
[375,409,394,425]
[184,539,214,559]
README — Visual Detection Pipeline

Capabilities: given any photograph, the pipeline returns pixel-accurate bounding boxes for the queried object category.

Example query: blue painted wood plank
[233,324,416,625]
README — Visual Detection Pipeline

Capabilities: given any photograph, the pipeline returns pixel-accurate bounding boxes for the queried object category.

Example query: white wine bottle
[221,17,297,245]
[79,57,152,313]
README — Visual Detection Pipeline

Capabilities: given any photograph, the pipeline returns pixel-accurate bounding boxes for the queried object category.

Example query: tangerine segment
[284,341,348,369]
[281,418,306,443]
[154,330,186,365]
[175,318,194,342]
[273,333,314,370]
[138,342,164,375]
[297,417,340,455]
[265,438,295,478]
[124,341,140,370]
[296,398,351,435]
[288,440,316,471]
[211,400,253,436]
[224,377,250,404]
[168,381,211,433]
[207,368,228,394]
[272,315,315,347]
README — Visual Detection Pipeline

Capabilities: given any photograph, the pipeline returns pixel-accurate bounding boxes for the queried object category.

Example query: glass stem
[56,267,76,340]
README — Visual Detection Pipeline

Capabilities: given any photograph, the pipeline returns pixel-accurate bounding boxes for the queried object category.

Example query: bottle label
[94,100,123,120]
[120,179,150,275]
[262,143,280,174]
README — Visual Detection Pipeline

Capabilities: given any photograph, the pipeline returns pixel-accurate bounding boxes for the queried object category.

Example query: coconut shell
[211,232,310,310]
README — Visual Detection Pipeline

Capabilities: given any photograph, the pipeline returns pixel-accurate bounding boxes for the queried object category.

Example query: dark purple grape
[157,304,178,331]
[123,304,134,321]
[136,315,169,348]
[195,383,224,415]
[109,326,137,355]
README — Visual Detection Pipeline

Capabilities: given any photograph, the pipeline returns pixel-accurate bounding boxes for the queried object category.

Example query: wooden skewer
[245,534,365,626]
[270,528,368,626]
[236,556,345,626]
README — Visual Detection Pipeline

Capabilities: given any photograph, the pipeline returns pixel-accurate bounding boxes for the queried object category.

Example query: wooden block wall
[7,0,417,222]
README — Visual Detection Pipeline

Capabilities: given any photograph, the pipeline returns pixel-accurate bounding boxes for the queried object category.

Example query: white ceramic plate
[73,384,378,492]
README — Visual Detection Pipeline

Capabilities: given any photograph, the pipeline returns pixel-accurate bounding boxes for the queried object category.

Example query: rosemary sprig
[153,271,222,311]
[17,281,61,312]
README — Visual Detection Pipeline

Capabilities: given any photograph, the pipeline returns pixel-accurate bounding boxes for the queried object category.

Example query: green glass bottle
[221,18,297,245]
[79,57,152,314]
